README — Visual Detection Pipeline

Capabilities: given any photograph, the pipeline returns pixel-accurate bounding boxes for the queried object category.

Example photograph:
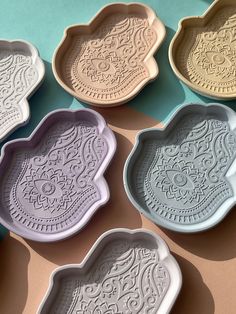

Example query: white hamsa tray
[38,228,182,314]
[0,40,45,141]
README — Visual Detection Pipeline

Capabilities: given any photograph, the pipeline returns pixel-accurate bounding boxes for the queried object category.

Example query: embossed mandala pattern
[0,120,108,233]
[49,239,170,314]
[133,113,236,224]
[0,50,38,133]
[177,6,236,95]
[63,13,157,102]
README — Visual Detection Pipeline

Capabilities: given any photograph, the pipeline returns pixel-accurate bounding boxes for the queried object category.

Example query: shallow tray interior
[0,109,116,242]
[38,229,182,314]
[0,40,44,141]
[53,3,165,107]
[169,0,236,100]
[124,103,236,232]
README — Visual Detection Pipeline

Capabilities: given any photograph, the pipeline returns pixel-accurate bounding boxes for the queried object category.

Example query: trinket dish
[53,3,166,107]
[0,109,116,241]
[124,103,236,232]
[169,0,236,100]
[0,40,45,140]
[37,228,182,314]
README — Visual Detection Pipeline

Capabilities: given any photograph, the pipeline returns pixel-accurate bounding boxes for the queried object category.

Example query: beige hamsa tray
[169,0,236,100]
[52,3,166,107]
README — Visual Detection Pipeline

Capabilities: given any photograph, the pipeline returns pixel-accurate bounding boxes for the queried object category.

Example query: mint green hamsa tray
[124,103,236,232]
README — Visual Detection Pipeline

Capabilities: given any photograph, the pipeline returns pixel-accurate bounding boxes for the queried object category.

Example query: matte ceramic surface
[0,109,116,242]
[124,103,236,233]
[53,2,166,107]
[169,0,236,100]
[0,40,45,141]
[37,228,182,314]
[2,2,236,314]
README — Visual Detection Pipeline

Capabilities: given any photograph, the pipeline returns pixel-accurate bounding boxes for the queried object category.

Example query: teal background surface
[0,0,225,126]
[0,0,234,238]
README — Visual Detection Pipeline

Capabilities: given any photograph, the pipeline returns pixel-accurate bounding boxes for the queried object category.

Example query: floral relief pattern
[80,50,126,86]
[177,6,236,95]
[154,159,206,204]
[1,119,109,233]
[22,168,75,212]
[133,113,236,225]
[0,51,38,134]
[48,239,170,314]
[63,12,157,102]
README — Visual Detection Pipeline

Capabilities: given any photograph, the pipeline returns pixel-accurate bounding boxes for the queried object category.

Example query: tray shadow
[165,207,236,261]
[172,254,215,314]
[95,105,162,130]
[128,26,186,122]
[0,235,30,313]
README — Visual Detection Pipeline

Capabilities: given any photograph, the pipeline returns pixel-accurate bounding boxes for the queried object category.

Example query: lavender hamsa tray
[124,103,236,232]
[37,228,182,314]
[0,40,45,141]
[0,109,116,241]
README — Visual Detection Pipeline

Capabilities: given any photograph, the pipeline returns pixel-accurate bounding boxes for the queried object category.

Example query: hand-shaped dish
[169,0,236,100]
[38,229,182,314]
[0,109,116,241]
[0,40,44,141]
[53,3,166,107]
[124,103,236,232]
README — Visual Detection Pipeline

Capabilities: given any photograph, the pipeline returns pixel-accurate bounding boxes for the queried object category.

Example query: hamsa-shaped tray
[169,0,236,100]
[37,228,182,314]
[124,103,236,232]
[0,109,116,241]
[53,3,166,107]
[0,40,44,141]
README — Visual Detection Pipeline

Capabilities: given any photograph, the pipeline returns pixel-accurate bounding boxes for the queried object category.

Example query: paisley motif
[0,41,44,140]
[63,13,157,103]
[38,229,182,314]
[170,2,236,99]
[53,3,166,106]
[135,114,236,224]
[124,104,236,231]
[0,109,116,240]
